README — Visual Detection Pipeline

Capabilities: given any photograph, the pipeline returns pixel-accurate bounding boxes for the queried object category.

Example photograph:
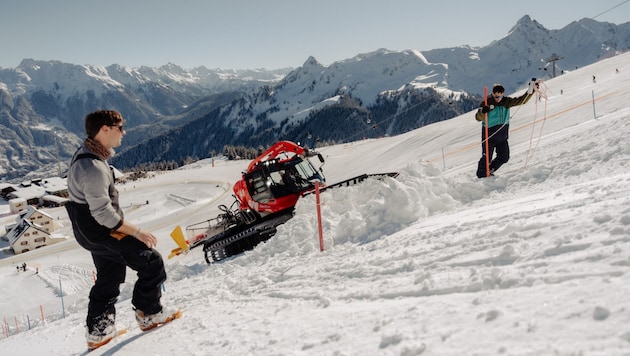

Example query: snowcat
[169,140,397,263]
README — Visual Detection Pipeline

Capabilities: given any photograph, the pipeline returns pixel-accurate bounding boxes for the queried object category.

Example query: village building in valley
[4,206,67,254]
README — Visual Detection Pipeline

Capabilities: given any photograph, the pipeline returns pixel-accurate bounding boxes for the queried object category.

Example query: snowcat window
[268,170,297,198]
[247,171,272,202]
[293,159,322,186]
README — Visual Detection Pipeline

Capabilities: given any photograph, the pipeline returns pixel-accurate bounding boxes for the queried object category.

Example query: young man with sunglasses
[65,110,180,350]
[474,80,537,178]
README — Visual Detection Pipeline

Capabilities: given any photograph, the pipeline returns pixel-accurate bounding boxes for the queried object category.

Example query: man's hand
[135,229,158,248]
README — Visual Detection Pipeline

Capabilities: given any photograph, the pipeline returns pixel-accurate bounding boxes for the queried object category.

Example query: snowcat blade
[168,247,184,259]
[169,226,189,258]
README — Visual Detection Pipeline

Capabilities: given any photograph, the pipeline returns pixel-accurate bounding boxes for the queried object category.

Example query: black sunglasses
[107,124,125,132]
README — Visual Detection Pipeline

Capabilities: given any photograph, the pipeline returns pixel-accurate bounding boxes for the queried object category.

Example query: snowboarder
[65,110,180,351]
[475,80,537,178]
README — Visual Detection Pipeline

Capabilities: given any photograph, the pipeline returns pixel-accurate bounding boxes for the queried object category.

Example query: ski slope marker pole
[59,276,65,319]
[314,181,324,252]
[484,86,490,177]
[592,90,597,119]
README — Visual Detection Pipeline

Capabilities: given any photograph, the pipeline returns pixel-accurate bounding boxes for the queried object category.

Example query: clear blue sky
[1,0,628,70]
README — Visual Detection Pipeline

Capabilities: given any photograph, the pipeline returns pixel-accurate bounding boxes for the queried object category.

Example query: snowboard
[138,309,182,331]
[87,328,128,352]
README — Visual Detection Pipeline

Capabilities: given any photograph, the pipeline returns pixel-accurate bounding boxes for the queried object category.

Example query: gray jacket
[67,146,123,230]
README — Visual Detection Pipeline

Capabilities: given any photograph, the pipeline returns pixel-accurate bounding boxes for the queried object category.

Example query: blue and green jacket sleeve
[475,91,533,127]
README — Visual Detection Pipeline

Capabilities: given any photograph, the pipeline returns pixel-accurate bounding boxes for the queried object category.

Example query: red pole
[484,86,490,177]
[314,181,324,252]
[40,305,45,323]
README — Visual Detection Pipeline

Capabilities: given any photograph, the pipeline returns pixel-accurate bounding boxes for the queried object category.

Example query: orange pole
[40,305,45,323]
[314,181,324,252]
[484,86,490,177]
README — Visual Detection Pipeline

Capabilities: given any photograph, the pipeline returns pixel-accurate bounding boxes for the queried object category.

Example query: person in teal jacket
[475,80,537,178]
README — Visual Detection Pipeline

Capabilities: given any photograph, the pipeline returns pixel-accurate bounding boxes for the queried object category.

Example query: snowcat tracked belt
[202,211,294,263]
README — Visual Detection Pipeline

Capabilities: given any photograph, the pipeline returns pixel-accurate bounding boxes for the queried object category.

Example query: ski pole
[484,87,490,177]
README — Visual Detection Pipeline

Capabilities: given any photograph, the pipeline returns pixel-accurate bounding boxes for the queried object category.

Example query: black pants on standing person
[66,201,167,332]
[476,125,510,178]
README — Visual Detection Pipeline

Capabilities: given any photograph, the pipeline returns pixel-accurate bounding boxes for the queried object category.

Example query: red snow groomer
[169,140,396,263]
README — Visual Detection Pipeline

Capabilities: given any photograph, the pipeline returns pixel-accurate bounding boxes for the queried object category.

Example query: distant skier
[65,110,180,350]
[475,80,537,178]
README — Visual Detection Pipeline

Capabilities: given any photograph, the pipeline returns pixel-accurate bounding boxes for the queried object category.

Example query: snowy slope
[0,52,629,355]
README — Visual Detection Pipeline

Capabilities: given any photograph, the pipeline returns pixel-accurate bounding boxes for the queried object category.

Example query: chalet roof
[0,183,17,191]
[7,219,50,245]
[7,185,46,200]
[42,195,69,203]
[19,206,52,221]
[38,177,67,193]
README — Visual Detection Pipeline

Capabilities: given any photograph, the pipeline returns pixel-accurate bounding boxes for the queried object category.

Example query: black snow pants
[65,201,166,332]
[476,124,510,178]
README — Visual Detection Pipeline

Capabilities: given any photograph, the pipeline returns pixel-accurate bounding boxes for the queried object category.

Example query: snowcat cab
[233,141,326,217]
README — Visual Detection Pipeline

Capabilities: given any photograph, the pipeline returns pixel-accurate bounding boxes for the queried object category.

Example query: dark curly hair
[84,110,124,138]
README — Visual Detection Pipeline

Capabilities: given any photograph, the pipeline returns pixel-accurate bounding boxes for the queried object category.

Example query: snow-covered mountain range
[0,15,628,181]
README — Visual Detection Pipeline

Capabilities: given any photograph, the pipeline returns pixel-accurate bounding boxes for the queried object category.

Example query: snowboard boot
[86,314,118,350]
[134,306,182,331]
